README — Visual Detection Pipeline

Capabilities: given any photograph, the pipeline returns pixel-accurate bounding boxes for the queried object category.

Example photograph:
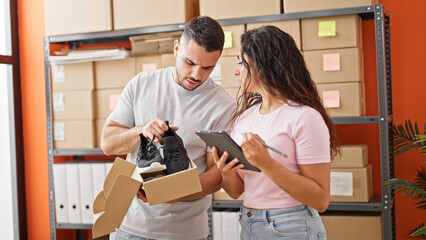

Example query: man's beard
[175,68,202,91]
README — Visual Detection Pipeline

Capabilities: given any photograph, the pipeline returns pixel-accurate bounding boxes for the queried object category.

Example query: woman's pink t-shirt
[232,102,330,209]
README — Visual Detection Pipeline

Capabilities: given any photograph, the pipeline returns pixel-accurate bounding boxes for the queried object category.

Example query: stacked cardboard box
[94,58,136,147]
[330,145,372,202]
[302,14,365,117]
[113,0,199,30]
[129,31,182,57]
[321,214,383,240]
[283,0,378,13]
[51,62,95,149]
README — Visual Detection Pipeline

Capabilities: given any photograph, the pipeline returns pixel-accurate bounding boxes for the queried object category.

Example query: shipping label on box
[51,62,95,92]
[304,47,363,84]
[95,58,136,89]
[330,164,372,202]
[247,19,301,50]
[301,14,362,51]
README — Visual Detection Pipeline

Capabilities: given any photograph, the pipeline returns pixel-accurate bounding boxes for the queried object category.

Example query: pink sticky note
[322,53,340,72]
[109,94,120,111]
[142,63,157,72]
[322,90,340,108]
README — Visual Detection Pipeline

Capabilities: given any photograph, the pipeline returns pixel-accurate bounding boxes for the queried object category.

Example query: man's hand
[136,187,148,202]
[141,118,179,144]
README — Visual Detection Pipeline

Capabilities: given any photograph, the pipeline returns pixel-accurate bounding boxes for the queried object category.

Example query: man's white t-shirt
[108,67,236,239]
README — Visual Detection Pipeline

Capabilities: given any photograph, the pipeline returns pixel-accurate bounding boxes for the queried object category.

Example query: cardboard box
[247,19,301,50]
[130,31,182,56]
[136,55,162,74]
[304,47,363,84]
[316,82,365,117]
[53,120,95,149]
[95,58,136,89]
[321,214,383,240]
[45,0,112,36]
[221,25,246,56]
[200,0,281,20]
[217,56,239,88]
[301,14,362,51]
[113,0,198,30]
[95,89,123,119]
[51,62,94,92]
[330,164,372,202]
[92,157,202,238]
[331,145,368,168]
[284,0,379,13]
[213,188,244,201]
[95,119,106,148]
[52,91,94,120]
[161,53,176,68]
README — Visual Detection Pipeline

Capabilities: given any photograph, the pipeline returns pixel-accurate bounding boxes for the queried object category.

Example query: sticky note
[323,53,341,71]
[322,90,340,108]
[54,122,65,141]
[330,172,353,196]
[53,93,65,111]
[223,31,233,49]
[318,21,336,37]
[109,94,120,111]
[142,63,157,72]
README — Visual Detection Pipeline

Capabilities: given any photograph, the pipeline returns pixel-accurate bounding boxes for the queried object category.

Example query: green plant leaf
[409,223,426,238]
[385,178,426,199]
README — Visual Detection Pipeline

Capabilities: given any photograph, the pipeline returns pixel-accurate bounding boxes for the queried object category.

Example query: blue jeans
[239,205,327,240]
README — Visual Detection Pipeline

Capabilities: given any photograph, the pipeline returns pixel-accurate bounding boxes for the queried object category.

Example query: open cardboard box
[92,157,202,239]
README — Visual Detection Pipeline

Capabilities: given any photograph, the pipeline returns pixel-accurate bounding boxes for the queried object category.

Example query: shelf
[213,195,384,212]
[56,223,92,230]
[53,148,104,156]
[331,116,379,124]
[47,5,380,44]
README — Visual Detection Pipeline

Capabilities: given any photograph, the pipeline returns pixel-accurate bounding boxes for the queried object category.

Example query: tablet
[195,130,261,172]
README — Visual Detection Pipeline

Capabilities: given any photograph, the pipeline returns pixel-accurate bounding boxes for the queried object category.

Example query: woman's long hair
[231,26,340,158]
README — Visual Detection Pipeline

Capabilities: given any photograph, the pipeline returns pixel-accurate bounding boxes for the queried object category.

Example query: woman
[213,26,339,239]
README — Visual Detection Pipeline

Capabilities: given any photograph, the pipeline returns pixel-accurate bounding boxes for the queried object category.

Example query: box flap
[103,157,136,197]
[93,191,106,214]
[104,173,142,228]
[92,211,115,239]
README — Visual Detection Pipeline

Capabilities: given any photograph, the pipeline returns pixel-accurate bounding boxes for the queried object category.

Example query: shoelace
[137,135,157,163]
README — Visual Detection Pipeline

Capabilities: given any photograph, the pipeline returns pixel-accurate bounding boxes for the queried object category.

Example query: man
[101,16,236,239]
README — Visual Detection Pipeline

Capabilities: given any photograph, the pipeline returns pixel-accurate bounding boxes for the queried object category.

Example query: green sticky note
[223,31,233,49]
[318,21,336,37]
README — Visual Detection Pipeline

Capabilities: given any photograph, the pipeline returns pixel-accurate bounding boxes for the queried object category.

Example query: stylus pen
[241,133,288,158]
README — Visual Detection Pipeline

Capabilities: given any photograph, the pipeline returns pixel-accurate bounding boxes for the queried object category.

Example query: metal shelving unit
[44,5,393,240]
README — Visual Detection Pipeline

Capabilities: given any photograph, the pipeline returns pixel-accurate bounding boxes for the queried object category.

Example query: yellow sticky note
[318,21,336,37]
[322,53,341,71]
[322,90,340,108]
[223,31,233,49]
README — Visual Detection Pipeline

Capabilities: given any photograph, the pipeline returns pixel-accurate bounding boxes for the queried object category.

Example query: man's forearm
[101,125,143,155]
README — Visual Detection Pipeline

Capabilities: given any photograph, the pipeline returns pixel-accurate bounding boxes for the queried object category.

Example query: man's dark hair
[181,16,224,52]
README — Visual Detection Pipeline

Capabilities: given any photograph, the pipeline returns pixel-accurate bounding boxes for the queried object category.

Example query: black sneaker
[136,134,167,174]
[162,121,190,175]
